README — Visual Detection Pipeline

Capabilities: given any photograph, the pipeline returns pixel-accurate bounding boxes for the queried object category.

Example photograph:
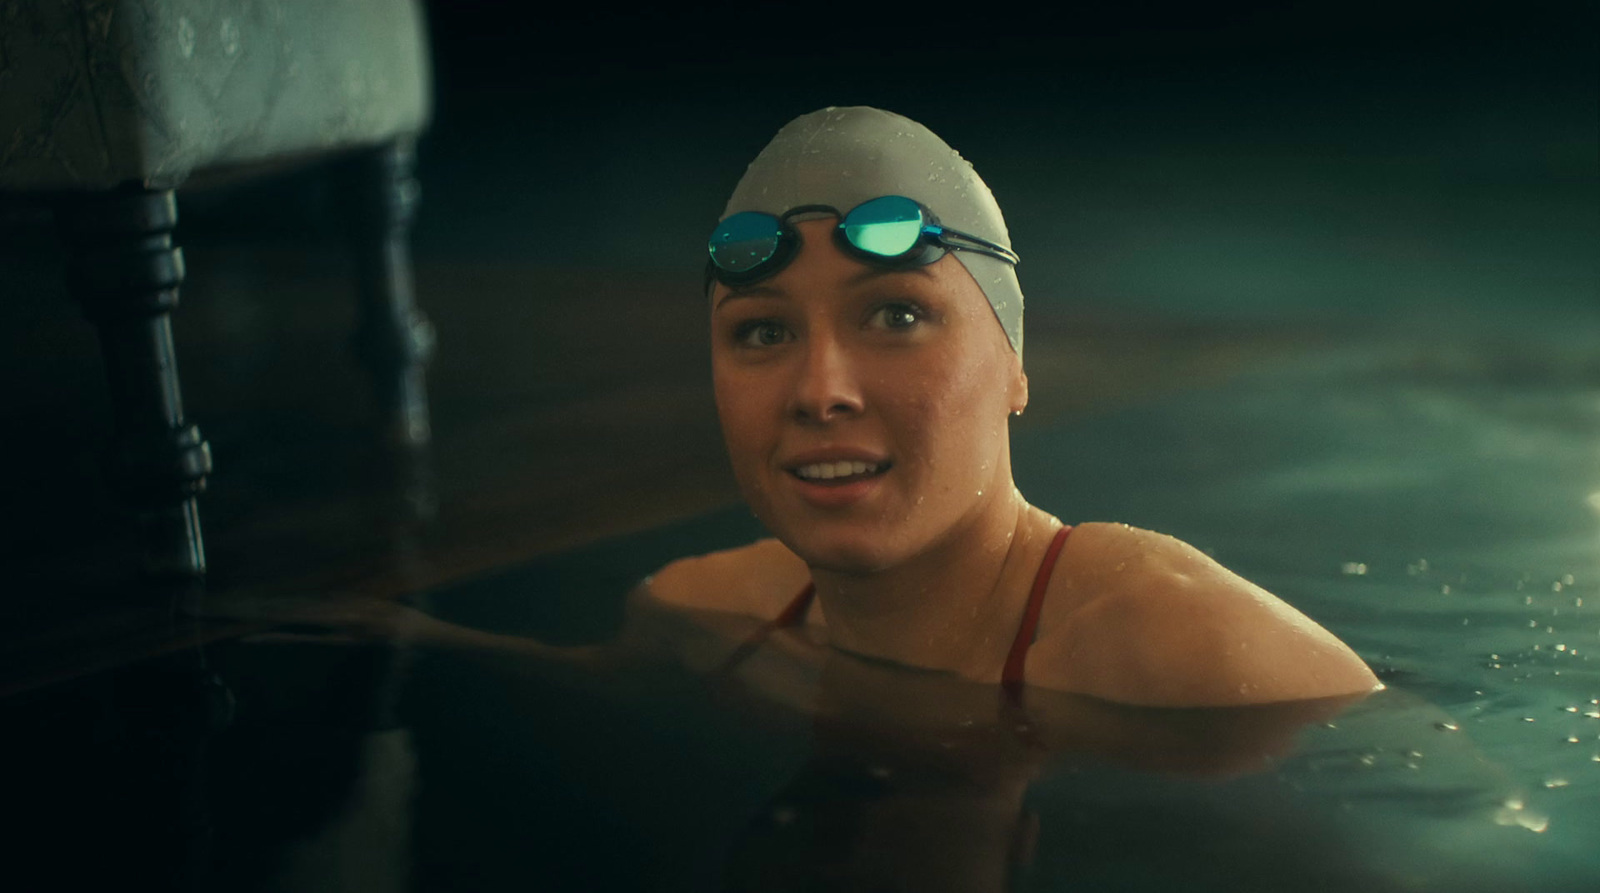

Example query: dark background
[405,0,1597,322]
[0,0,1594,594]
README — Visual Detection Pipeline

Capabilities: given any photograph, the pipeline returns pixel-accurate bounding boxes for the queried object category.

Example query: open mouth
[790,460,891,485]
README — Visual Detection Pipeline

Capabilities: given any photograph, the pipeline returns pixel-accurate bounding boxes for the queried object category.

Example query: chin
[775,526,907,576]
[741,483,914,574]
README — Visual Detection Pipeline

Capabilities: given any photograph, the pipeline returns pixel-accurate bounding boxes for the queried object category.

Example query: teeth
[796,460,880,481]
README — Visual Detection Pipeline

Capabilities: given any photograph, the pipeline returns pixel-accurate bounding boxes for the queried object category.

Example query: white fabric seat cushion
[0,0,432,191]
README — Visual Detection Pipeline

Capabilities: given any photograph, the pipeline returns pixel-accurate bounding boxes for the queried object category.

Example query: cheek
[896,356,1009,466]
[712,369,770,461]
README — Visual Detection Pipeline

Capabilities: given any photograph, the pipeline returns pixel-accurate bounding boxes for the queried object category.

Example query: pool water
[8,329,1598,891]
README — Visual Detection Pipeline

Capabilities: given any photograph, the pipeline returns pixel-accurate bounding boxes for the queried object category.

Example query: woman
[649,106,1379,707]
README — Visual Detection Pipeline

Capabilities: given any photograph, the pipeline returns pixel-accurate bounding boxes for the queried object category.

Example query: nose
[788,329,864,424]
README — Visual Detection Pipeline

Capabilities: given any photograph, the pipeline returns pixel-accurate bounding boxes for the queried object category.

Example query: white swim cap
[721,106,1024,354]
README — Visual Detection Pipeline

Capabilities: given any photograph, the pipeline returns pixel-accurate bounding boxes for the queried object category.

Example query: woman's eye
[869,302,925,331]
[734,319,792,347]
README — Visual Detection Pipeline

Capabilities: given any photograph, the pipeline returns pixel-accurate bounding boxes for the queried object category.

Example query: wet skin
[708,218,1031,577]
[662,216,1383,706]
[204,219,1382,707]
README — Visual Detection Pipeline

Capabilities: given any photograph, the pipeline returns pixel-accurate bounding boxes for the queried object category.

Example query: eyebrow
[714,283,786,309]
[713,266,938,310]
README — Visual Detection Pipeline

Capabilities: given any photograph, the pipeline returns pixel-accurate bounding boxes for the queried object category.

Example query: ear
[1009,364,1029,416]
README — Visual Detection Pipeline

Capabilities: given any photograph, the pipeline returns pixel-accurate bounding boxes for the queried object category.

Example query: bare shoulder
[1030,522,1381,707]
[644,538,813,622]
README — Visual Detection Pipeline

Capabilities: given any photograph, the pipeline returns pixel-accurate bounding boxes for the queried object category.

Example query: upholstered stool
[0,0,435,580]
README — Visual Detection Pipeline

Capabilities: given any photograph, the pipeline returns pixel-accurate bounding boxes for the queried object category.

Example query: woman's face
[710,218,1028,574]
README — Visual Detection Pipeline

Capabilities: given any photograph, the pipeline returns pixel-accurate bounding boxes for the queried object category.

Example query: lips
[781,450,891,507]
[784,450,891,483]
[793,459,885,482]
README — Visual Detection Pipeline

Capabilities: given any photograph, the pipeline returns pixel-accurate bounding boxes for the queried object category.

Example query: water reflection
[716,638,1358,893]
[193,589,1547,892]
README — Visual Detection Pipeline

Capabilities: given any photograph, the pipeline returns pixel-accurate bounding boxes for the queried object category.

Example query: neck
[810,489,1056,681]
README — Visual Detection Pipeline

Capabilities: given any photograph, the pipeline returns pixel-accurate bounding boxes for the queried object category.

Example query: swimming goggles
[706,195,1020,289]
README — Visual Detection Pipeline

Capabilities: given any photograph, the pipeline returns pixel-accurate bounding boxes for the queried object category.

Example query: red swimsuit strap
[713,582,816,678]
[774,582,816,628]
[738,525,1072,689]
[1001,524,1074,690]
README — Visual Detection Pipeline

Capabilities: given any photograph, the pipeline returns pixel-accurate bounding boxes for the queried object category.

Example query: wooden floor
[0,238,1336,698]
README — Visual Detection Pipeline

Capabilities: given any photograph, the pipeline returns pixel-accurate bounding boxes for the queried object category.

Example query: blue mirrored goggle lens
[841,195,927,257]
[709,212,783,273]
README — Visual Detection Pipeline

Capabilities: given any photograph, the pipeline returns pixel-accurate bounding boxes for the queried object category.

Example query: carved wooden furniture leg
[338,139,437,523]
[340,140,436,451]
[56,187,212,579]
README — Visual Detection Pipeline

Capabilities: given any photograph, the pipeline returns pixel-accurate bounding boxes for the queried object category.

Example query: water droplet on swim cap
[720,107,1025,354]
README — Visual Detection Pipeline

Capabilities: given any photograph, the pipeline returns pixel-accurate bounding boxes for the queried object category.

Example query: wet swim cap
[722,106,1024,354]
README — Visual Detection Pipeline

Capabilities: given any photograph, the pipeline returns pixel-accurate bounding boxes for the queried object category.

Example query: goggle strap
[934,227,1020,266]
